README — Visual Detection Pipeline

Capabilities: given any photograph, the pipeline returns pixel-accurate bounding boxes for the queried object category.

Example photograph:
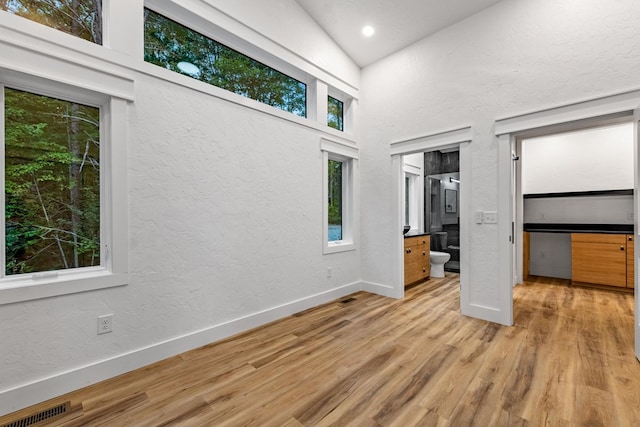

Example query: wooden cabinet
[404,235,430,286]
[571,233,633,288]
[627,235,634,288]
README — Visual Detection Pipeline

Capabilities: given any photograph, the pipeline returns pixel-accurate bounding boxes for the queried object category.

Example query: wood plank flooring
[2,274,639,426]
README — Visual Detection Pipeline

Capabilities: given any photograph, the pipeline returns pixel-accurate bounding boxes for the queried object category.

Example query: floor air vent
[2,402,70,427]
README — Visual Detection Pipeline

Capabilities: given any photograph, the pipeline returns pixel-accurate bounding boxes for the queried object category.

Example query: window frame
[403,164,421,232]
[0,70,130,305]
[327,95,344,132]
[143,7,308,118]
[321,138,358,254]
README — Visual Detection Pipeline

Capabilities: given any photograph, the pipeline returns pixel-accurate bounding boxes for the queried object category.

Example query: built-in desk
[523,224,634,289]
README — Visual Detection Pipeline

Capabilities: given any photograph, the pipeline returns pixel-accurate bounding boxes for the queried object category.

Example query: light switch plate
[483,211,498,224]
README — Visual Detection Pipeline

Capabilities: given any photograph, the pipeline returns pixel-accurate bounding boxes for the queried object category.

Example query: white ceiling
[295,0,504,67]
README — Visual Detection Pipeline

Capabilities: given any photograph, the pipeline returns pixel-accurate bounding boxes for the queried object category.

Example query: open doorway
[495,90,640,359]
[518,121,634,290]
[390,127,471,305]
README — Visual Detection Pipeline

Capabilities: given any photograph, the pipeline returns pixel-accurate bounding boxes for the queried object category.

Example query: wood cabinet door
[627,235,634,288]
[572,240,627,287]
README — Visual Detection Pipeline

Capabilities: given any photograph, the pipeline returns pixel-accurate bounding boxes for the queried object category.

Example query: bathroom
[403,149,460,276]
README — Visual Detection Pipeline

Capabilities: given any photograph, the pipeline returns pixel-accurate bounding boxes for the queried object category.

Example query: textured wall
[522,122,633,194]
[360,0,640,313]
[0,0,360,412]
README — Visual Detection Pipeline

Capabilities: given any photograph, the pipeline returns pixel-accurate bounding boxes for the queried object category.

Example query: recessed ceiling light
[362,25,375,37]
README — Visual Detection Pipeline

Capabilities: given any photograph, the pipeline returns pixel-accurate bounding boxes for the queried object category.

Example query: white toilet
[430,251,451,278]
[430,231,451,278]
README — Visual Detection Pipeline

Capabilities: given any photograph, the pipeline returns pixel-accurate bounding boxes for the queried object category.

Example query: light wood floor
[2,274,639,426]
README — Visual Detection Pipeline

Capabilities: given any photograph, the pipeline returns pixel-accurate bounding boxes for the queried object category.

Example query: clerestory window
[143,8,307,118]
[327,96,344,132]
[0,0,103,44]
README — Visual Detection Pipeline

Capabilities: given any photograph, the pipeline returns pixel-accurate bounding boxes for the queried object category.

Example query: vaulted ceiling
[295,0,503,67]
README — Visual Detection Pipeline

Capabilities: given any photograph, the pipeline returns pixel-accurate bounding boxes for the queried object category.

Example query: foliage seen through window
[328,159,342,241]
[144,8,306,117]
[4,88,100,275]
[0,0,102,44]
[328,96,344,131]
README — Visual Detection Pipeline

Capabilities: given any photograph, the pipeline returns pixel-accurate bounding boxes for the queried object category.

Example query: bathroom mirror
[445,189,457,213]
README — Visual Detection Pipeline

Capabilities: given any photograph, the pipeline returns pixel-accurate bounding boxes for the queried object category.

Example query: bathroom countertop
[523,223,633,234]
[404,231,430,238]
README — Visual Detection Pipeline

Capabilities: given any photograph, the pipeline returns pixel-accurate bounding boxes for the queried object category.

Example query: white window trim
[403,167,420,232]
[321,138,358,254]
[0,60,131,306]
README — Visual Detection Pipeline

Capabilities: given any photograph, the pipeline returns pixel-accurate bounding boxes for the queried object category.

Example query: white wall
[360,0,640,321]
[522,122,634,194]
[0,0,361,415]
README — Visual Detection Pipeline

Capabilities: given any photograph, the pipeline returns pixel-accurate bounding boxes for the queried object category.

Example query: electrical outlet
[327,267,332,278]
[483,211,498,224]
[98,314,113,335]
[539,212,546,220]
[628,212,634,220]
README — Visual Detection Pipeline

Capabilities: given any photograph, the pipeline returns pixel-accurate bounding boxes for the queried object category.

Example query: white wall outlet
[98,314,113,335]
[327,267,332,278]
[475,211,483,224]
[483,211,498,224]
[539,212,546,220]
[628,212,634,220]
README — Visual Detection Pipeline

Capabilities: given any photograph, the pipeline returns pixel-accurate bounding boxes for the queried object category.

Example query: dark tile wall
[424,150,459,176]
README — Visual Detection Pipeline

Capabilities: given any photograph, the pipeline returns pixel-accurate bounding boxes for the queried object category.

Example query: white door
[511,139,519,287]
[634,107,640,361]
[498,134,514,325]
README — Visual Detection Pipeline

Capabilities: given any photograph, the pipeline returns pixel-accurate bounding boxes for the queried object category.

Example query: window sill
[324,240,357,255]
[0,271,128,305]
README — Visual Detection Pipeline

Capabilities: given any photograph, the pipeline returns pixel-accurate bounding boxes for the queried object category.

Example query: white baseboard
[461,303,509,325]
[361,280,400,298]
[0,281,362,417]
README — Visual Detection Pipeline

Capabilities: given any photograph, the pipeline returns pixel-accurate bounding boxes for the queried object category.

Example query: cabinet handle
[423,267,426,272]
[423,251,426,256]
[621,246,625,251]
[406,248,412,254]
[629,236,633,241]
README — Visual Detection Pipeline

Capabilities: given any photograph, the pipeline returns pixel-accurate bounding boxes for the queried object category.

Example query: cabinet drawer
[571,233,626,245]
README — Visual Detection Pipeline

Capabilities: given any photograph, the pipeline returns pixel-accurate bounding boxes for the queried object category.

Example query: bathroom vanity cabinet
[571,233,634,288]
[404,234,430,286]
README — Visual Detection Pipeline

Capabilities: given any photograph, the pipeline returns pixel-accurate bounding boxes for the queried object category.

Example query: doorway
[390,127,472,303]
[495,90,640,360]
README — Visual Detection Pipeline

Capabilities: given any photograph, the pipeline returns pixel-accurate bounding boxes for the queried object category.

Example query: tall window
[0,0,103,44]
[327,159,343,241]
[4,87,100,275]
[143,8,307,117]
[322,139,357,254]
[328,96,344,131]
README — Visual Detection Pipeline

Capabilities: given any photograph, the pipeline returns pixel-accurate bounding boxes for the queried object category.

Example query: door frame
[390,127,472,300]
[495,89,640,360]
